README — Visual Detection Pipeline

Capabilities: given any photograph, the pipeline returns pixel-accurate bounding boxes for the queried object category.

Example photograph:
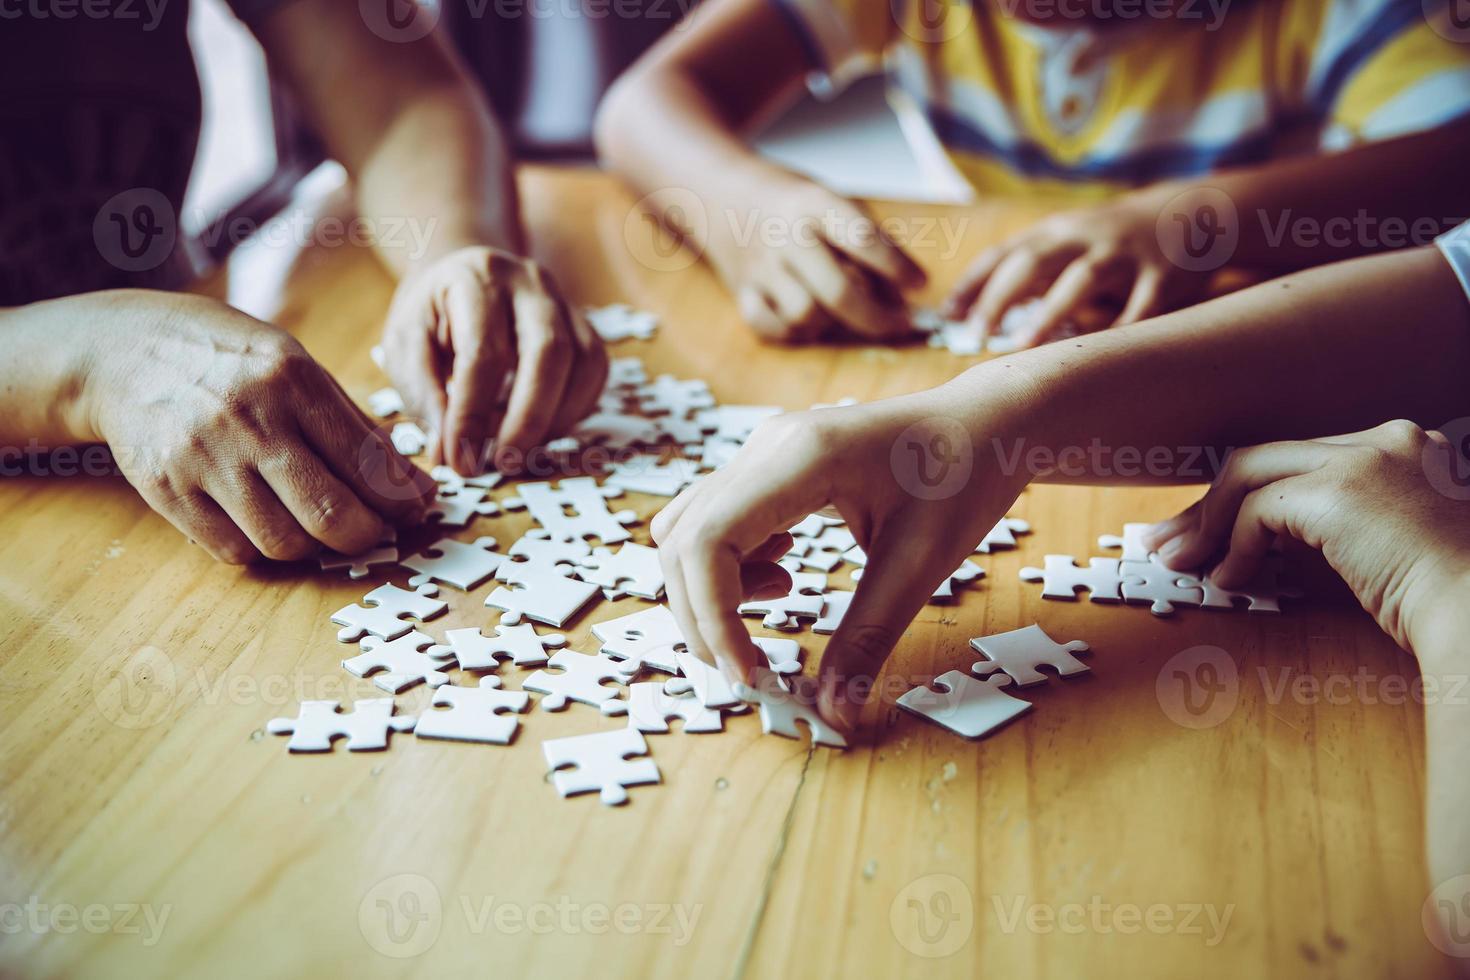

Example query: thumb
[818,518,943,736]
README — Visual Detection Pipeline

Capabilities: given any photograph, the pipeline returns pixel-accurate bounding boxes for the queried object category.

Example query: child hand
[704,179,927,343]
[1143,421,1470,655]
[944,188,1212,347]
[651,388,1029,735]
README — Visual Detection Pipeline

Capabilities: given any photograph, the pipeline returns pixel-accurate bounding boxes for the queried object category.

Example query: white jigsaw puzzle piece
[671,648,742,709]
[343,630,454,694]
[504,477,639,544]
[1097,522,1155,562]
[592,604,686,674]
[575,542,665,600]
[897,670,1031,739]
[975,517,1032,553]
[812,591,855,635]
[435,623,566,671]
[486,562,602,627]
[543,727,660,806]
[266,698,415,752]
[522,650,638,711]
[367,387,404,418]
[605,455,700,497]
[585,303,660,343]
[505,529,591,572]
[752,637,803,674]
[968,624,1091,687]
[331,582,446,643]
[734,667,847,748]
[414,677,529,744]
[401,536,506,591]
[426,488,500,527]
[1019,555,1124,603]
[1120,559,1203,616]
[738,570,827,630]
[601,682,726,733]
[391,420,430,456]
[1196,563,1302,613]
[693,405,782,443]
[429,464,503,494]
[635,374,715,418]
[319,528,398,580]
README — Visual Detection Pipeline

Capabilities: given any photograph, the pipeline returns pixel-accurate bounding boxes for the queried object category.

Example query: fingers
[548,306,610,435]
[830,210,927,291]
[786,249,909,340]
[440,273,512,474]
[817,516,940,735]
[763,271,831,343]
[202,468,318,562]
[1209,479,1319,588]
[1018,254,1110,348]
[384,306,449,456]
[657,440,828,685]
[1117,264,1167,325]
[1147,442,1340,572]
[297,382,436,524]
[147,488,260,565]
[257,444,387,555]
[973,245,1074,341]
[944,246,1006,325]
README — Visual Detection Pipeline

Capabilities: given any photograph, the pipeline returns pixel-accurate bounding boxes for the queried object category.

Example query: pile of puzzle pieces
[274,304,1304,804]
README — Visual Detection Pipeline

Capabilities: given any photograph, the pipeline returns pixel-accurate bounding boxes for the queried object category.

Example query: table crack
[729,746,814,980]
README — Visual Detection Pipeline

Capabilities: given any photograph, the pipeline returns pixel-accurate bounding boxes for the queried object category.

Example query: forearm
[1185,122,1470,272]
[252,0,525,276]
[594,0,813,245]
[355,79,525,275]
[943,245,1470,482]
[1414,592,1470,917]
[0,292,118,447]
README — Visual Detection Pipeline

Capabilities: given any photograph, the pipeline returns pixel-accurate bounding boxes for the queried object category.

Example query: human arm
[251,0,607,474]
[946,122,1470,348]
[0,290,436,562]
[654,242,1470,734]
[594,0,924,342]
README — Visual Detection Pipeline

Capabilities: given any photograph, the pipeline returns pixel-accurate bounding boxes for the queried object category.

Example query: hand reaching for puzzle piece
[651,392,1032,737]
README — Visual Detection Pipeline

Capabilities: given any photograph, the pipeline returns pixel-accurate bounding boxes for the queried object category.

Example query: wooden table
[0,166,1448,978]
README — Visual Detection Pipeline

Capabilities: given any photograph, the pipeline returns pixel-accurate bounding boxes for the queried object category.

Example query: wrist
[1405,568,1470,672]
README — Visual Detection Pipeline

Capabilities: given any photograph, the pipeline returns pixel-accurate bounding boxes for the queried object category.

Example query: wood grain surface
[0,166,1448,979]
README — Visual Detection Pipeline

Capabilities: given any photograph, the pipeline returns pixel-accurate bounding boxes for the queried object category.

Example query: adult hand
[380,246,608,475]
[87,291,437,563]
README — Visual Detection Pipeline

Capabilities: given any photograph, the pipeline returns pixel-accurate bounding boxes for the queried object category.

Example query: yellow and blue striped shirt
[772,0,1470,199]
